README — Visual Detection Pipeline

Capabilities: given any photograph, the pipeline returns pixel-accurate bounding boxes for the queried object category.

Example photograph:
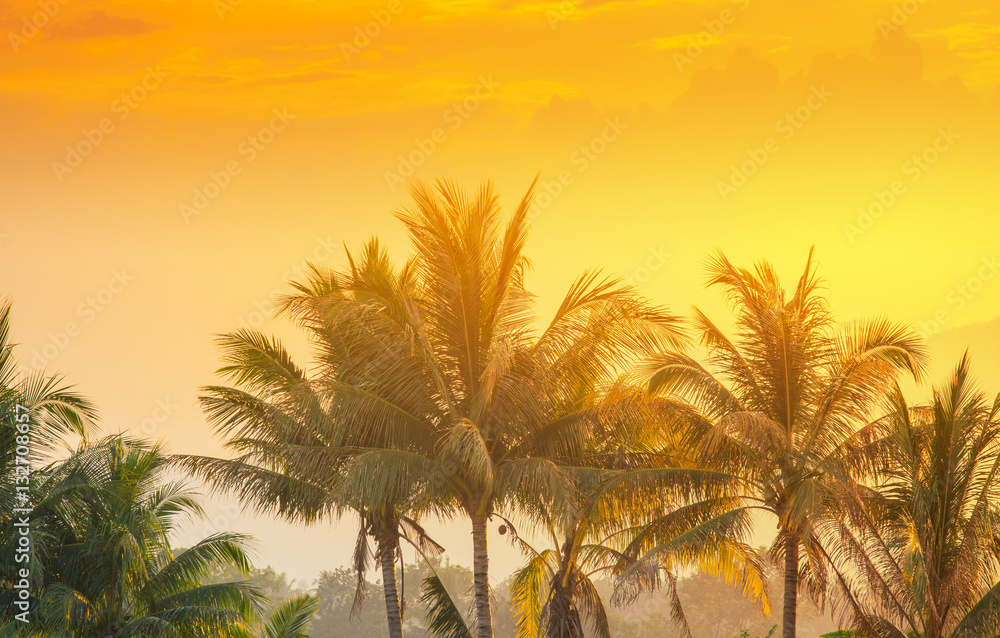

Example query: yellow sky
[1,0,999,586]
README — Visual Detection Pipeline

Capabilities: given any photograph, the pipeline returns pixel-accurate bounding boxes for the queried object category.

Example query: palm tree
[508,470,647,638]
[179,240,445,638]
[509,382,769,638]
[382,178,688,638]
[0,435,262,636]
[188,178,687,638]
[640,250,928,638]
[182,344,441,638]
[822,354,1000,638]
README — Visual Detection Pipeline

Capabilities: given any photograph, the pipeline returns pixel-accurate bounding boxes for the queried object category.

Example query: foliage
[732,625,777,638]
[823,355,1000,638]
[311,567,389,638]
[638,250,927,638]
[310,560,475,638]
[0,299,97,518]
[420,573,474,638]
[5,230,1000,638]
[257,595,320,638]
[0,435,262,637]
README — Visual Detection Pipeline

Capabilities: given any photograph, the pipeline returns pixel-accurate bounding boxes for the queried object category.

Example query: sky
[1,0,999,589]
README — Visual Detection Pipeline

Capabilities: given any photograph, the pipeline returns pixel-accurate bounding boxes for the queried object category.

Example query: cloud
[668,45,782,116]
[935,22,1000,53]
[870,28,924,84]
[187,75,231,85]
[636,33,724,51]
[802,29,982,109]
[531,95,598,138]
[48,10,161,41]
[644,26,989,161]
[241,70,353,87]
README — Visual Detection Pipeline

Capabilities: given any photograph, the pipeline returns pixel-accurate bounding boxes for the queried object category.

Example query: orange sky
[1,0,999,587]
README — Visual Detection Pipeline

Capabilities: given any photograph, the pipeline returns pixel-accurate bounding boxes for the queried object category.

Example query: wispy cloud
[48,10,162,41]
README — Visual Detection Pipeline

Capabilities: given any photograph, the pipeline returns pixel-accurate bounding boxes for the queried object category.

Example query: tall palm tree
[0,435,262,636]
[822,354,1000,638]
[381,179,688,638]
[640,250,928,638]
[189,178,687,638]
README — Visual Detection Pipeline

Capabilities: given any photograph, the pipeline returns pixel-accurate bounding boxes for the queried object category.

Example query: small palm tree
[823,354,1000,638]
[640,250,928,638]
[0,436,262,636]
[509,382,769,638]
[509,484,637,638]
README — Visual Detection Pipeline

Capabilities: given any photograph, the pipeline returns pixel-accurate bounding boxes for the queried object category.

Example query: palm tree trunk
[379,536,405,638]
[470,512,494,638]
[782,534,798,638]
[548,577,584,638]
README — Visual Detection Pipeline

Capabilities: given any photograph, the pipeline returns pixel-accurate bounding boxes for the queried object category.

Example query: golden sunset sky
[1,0,998,586]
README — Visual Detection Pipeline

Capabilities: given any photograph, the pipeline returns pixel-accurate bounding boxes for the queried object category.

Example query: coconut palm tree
[822,354,1000,638]
[179,240,445,638]
[640,250,928,638]
[508,382,769,638]
[379,178,688,638]
[0,435,262,637]
[188,178,687,638]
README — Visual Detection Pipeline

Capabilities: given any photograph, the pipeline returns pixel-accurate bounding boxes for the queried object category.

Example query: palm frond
[420,574,474,638]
